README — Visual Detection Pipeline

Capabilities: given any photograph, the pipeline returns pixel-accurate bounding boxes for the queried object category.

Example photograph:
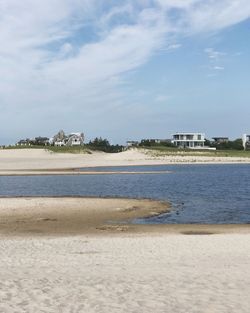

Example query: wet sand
[0,169,170,176]
[0,197,171,236]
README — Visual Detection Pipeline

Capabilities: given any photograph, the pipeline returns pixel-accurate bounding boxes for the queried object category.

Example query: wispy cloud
[0,0,250,141]
[204,48,226,72]
[213,66,224,71]
[204,48,226,60]
[159,43,182,52]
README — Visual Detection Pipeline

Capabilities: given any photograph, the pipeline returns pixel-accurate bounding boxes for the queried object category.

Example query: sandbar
[0,197,170,236]
[0,197,249,236]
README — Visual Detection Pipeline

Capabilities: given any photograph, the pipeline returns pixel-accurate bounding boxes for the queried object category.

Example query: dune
[0,148,250,176]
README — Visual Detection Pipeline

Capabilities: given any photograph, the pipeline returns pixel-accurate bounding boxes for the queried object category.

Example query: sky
[0,0,250,145]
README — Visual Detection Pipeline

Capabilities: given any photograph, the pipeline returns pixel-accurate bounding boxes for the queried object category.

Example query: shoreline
[0,162,250,176]
[0,169,171,176]
[0,197,249,237]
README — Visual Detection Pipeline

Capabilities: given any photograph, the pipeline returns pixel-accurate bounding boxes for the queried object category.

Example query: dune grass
[3,144,250,157]
[46,146,92,154]
[140,146,250,158]
[2,145,92,154]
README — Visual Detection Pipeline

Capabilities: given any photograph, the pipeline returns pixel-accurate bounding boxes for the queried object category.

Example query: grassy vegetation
[2,144,250,158]
[2,145,92,154]
[3,145,45,150]
[46,146,92,154]
[139,146,250,158]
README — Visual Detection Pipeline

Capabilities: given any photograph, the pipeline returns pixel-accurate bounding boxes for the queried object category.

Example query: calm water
[1,164,250,224]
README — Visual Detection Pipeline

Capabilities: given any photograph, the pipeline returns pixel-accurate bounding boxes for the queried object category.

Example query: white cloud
[204,48,226,71]
[160,43,182,52]
[0,0,250,141]
[213,66,224,71]
[204,48,226,60]
[187,0,250,32]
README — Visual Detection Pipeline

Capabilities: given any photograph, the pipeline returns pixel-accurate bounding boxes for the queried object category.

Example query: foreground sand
[0,197,250,312]
[0,148,250,175]
[1,234,250,312]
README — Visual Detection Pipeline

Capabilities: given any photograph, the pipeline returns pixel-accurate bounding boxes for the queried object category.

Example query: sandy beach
[0,148,250,175]
[1,0,249,311]
[1,234,250,313]
[1,159,250,312]
[0,197,250,312]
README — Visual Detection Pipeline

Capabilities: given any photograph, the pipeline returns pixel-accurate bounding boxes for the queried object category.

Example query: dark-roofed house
[212,137,229,144]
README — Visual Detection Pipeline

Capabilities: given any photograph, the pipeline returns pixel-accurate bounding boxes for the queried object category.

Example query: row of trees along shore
[205,139,244,150]
[86,138,123,153]
[6,136,246,153]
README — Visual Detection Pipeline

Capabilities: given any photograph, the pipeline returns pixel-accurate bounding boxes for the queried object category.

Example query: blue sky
[0,0,249,144]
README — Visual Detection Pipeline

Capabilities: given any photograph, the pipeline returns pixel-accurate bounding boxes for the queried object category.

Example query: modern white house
[172,132,205,149]
[242,134,250,150]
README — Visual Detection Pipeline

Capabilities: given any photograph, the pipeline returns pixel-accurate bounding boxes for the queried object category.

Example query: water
[0,164,250,224]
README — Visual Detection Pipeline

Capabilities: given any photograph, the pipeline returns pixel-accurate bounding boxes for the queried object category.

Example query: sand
[0,148,250,175]
[0,197,250,312]
[0,234,250,312]
[0,197,171,236]
[0,166,250,313]
[0,197,249,237]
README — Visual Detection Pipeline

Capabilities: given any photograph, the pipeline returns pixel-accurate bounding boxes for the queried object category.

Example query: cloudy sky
[0,0,249,144]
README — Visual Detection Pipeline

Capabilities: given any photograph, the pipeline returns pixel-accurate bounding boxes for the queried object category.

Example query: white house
[172,132,205,149]
[242,134,250,150]
[66,133,84,146]
[52,130,84,146]
[54,140,66,147]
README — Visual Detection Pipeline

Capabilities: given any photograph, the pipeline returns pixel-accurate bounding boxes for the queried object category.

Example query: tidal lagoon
[1,164,250,224]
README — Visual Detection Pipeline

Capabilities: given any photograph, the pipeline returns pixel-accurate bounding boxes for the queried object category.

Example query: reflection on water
[0,164,250,224]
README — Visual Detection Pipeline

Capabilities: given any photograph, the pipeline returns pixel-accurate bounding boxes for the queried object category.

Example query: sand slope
[0,148,250,173]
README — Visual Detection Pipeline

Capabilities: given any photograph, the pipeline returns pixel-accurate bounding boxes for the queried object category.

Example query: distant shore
[0,148,250,176]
